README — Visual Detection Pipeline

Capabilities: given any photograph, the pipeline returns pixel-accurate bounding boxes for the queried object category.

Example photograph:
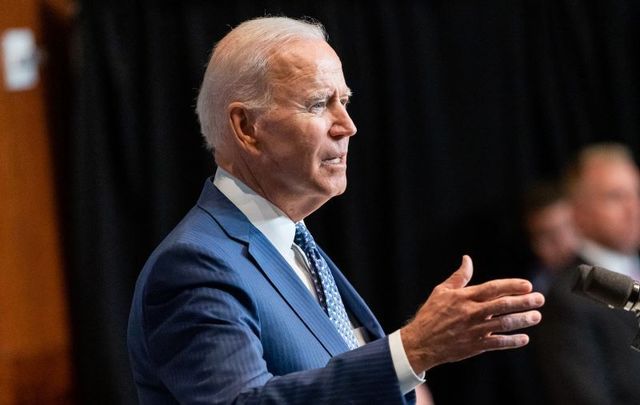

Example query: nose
[329,103,357,138]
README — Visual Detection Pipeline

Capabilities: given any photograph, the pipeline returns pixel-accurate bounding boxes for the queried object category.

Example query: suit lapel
[197,180,349,356]
[247,236,350,356]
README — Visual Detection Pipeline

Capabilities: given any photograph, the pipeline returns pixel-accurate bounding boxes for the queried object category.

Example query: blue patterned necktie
[294,222,359,350]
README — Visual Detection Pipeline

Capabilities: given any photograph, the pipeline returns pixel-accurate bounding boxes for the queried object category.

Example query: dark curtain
[65,0,640,403]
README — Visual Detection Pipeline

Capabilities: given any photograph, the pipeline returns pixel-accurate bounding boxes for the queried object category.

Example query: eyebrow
[308,87,353,100]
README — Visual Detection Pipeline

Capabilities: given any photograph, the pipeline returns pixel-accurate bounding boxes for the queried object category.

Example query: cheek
[259,124,305,160]
[266,142,321,183]
[590,203,619,222]
[294,125,329,164]
[258,116,330,171]
[606,204,631,223]
[534,238,552,255]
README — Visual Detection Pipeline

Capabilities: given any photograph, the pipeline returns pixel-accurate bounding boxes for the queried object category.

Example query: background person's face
[573,158,640,254]
[528,200,580,270]
[251,39,357,211]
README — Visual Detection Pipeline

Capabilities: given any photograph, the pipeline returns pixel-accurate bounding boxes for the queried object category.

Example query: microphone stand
[633,312,640,352]
[631,282,640,352]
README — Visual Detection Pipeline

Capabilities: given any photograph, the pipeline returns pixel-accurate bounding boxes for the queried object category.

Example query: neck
[217,161,325,222]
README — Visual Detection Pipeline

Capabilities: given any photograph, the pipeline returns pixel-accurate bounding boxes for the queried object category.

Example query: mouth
[321,153,347,166]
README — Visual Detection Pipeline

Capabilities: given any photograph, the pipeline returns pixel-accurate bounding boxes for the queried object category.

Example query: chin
[308,172,348,199]
[331,177,348,196]
[315,182,346,200]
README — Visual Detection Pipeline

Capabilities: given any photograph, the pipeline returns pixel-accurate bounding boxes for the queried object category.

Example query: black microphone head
[573,265,635,309]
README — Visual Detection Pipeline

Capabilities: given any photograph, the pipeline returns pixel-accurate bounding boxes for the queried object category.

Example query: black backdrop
[64,1,640,403]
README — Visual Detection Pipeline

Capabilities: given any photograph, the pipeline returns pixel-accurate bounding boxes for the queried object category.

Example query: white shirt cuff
[389,329,426,395]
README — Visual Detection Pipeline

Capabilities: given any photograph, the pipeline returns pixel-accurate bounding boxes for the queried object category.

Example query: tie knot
[294,222,316,251]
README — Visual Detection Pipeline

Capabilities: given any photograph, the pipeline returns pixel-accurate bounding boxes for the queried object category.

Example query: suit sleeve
[139,242,411,404]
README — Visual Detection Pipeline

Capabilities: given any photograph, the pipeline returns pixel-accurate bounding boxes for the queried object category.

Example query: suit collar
[212,168,297,258]
[196,178,253,243]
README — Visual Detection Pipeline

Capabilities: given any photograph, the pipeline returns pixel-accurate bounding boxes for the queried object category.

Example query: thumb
[441,255,473,289]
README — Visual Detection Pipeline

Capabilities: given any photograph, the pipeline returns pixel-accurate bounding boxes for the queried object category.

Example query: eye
[309,100,327,113]
[340,97,350,107]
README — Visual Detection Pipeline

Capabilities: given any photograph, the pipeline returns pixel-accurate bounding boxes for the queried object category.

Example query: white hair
[195,16,327,151]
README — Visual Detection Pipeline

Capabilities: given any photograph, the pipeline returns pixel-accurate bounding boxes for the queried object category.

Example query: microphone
[573,264,640,351]
[573,264,640,313]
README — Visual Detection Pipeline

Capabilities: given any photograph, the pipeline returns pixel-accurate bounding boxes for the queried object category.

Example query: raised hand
[401,255,544,373]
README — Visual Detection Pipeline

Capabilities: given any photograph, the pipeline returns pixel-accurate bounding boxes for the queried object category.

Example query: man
[127,17,544,404]
[534,143,640,404]
[522,181,580,293]
[502,182,580,404]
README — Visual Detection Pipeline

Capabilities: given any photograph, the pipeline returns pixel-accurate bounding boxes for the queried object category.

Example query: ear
[228,102,259,152]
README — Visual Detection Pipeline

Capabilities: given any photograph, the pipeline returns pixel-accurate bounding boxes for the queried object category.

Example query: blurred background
[1,0,639,404]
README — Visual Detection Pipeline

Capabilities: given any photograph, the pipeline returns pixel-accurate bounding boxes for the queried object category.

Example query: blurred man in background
[568,144,640,278]
[522,181,580,293]
[534,142,640,404]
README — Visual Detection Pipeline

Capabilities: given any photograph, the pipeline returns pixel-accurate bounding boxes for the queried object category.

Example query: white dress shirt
[579,239,640,280]
[213,168,424,394]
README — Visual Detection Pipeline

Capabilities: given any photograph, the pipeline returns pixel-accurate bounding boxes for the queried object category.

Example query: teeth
[325,157,341,164]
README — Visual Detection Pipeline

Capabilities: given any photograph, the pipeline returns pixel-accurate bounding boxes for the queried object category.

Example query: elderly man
[535,143,640,405]
[127,16,544,404]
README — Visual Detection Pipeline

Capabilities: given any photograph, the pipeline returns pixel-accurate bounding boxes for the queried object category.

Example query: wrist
[400,325,431,374]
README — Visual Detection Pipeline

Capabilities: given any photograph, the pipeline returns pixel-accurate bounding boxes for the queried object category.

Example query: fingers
[475,310,542,336]
[462,308,541,355]
[476,292,545,319]
[440,255,474,289]
[465,278,533,301]
[478,333,531,351]
[404,256,546,371]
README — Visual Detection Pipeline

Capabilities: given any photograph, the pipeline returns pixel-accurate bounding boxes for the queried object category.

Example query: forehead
[530,201,572,226]
[267,39,349,95]
[582,158,640,189]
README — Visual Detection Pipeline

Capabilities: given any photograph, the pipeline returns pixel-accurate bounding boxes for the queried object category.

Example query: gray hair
[196,16,327,151]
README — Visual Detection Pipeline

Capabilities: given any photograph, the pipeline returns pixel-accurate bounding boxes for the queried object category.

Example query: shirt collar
[213,168,297,256]
[579,238,640,279]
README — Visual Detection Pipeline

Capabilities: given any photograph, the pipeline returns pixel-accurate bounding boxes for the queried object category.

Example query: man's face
[250,39,357,214]
[573,158,640,254]
[527,200,580,270]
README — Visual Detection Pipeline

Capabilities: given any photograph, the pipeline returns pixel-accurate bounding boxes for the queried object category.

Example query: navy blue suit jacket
[128,179,413,404]
[533,259,640,404]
